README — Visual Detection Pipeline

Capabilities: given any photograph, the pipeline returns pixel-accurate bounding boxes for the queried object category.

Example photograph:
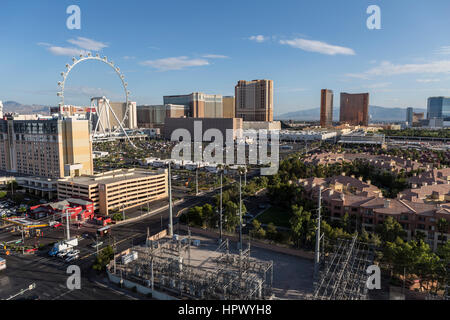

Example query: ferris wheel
[56,52,136,147]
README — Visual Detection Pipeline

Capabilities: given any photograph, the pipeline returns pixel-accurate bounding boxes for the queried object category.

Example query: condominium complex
[57,168,168,215]
[340,92,369,126]
[0,117,93,179]
[222,96,235,118]
[320,89,334,127]
[299,174,450,251]
[136,104,188,128]
[235,80,273,121]
[163,92,223,118]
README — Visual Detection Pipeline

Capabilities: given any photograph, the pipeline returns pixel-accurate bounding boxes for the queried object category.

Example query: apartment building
[305,152,426,174]
[299,174,450,251]
[57,168,168,216]
[235,80,273,121]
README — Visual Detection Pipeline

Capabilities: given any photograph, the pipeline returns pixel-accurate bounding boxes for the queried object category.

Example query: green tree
[436,218,449,246]
[250,219,266,239]
[93,245,114,272]
[376,217,407,244]
[290,205,316,249]
[266,222,278,241]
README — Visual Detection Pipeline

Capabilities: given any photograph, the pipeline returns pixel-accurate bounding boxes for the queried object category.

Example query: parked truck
[48,238,78,257]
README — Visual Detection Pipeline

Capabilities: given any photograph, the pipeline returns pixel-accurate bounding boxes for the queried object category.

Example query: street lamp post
[238,171,243,251]
[219,169,223,244]
[195,166,199,196]
[6,283,36,300]
[168,161,173,237]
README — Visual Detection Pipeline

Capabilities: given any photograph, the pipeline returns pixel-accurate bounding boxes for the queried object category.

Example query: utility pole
[195,167,199,195]
[122,204,125,221]
[113,237,116,274]
[314,187,322,279]
[21,227,25,255]
[219,170,223,244]
[244,166,247,187]
[168,162,173,237]
[66,209,70,241]
[238,173,243,251]
[6,283,36,300]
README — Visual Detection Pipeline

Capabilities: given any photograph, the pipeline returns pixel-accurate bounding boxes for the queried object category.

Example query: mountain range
[2,101,51,114]
[1,101,426,122]
[275,106,426,122]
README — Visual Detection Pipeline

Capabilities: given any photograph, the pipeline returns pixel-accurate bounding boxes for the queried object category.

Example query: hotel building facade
[320,89,334,127]
[340,92,369,126]
[235,79,273,122]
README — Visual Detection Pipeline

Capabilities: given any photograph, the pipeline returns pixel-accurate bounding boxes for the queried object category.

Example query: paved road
[0,188,222,300]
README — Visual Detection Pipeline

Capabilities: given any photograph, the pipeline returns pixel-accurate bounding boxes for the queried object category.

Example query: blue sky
[1,0,450,115]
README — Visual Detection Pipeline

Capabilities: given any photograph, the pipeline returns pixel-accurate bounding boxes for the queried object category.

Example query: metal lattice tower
[313,235,375,300]
[110,237,274,300]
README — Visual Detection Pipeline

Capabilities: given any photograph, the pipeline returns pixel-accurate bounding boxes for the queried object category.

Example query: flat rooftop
[58,168,166,186]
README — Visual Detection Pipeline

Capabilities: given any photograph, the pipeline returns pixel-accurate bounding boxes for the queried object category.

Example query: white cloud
[47,46,87,56]
[67,37,108,51]
[416,78,441,83]
[249,35,267,43]
[365,82,391,89]
[123,56,136,60]
[37,42,51,47]
[347,60,450,79]
[279,38,355,56]
[38,37,107,57]
[202,54,229,59]
[435,46,450,55]
[140,56,210,71]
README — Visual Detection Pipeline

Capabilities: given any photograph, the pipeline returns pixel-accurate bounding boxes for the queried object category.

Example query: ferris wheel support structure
[56,53,137,148]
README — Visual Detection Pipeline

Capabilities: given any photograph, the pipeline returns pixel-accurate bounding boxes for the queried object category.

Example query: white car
[66,250,80,257]
[57,251,71,259]
[65,254,79,263]
[91,241,103,248]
